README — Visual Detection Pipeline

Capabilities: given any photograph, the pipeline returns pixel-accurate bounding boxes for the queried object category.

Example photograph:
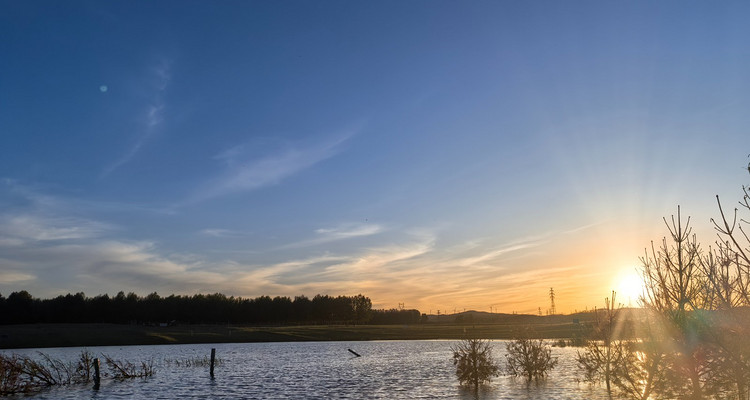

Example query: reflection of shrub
[505,328,558,381]
[451,338,499,389]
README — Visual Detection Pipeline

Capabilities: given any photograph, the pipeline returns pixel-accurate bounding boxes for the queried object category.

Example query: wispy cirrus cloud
[199,228,250,238]
[101,60,171,177]
[277,222,384,249]
[184,128,358,205]
[315,223,383,239]
[2,215,110,242]
[455,239,545,268]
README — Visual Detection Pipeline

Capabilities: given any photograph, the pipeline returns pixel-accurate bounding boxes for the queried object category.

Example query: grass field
[0,319,594,350]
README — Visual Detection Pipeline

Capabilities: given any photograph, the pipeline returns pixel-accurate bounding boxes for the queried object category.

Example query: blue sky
[1,1,749,313]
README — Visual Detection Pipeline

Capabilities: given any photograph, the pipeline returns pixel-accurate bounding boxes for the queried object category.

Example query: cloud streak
[101,60,170,177]
[185,130,356,205]
[0,215,111,242]
[199,228,249,238]
[277,222,384,249]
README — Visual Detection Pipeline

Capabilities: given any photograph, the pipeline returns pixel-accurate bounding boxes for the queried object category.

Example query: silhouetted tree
[6,291,35,324]
[0,291,387,327]
[577,291,623,394]
[610,313,668,400]
[351,294,372,324]
[452,338,499,390]
[505,327,557,381]
[292,295,312,322]
[0,293,6,323]
[640,207,713,399]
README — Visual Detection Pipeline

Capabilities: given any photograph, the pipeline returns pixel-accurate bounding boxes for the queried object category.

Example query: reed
[163,355,223,368]
[0,350,154,395]
[102,354,155,380]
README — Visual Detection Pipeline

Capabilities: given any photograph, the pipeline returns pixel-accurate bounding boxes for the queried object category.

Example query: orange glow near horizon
[365,235,651,316]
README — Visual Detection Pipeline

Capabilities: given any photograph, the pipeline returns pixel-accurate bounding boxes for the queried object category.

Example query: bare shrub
[0,354,28,395]
[505,327,558,381]
[103,354,154,380]
[576,292,624,394]
[609,312,670,400]
[451,338,499,389]
[0,350,96,395]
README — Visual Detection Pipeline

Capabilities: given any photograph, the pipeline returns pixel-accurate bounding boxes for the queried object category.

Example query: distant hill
[423,309,642,325]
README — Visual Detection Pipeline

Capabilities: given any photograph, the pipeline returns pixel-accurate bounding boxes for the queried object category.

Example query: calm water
[2,340,610,399]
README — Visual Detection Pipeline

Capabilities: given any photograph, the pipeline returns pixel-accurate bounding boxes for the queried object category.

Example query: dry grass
[0,350,153,395]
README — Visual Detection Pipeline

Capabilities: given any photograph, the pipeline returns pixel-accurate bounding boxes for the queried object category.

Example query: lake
[2,340,611,399]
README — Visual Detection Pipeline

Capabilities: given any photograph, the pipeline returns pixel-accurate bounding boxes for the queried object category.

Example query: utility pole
[549,287,556,315]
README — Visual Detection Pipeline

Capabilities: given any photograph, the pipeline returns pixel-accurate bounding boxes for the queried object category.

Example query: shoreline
[0,321,590,350]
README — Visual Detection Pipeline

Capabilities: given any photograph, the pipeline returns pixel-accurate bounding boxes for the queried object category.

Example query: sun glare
[614,268,645,307]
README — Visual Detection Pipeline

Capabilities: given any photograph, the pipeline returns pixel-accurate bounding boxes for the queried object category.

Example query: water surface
[3,340,610,399]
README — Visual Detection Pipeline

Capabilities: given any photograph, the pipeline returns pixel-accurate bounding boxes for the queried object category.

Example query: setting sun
[613,268,645,307]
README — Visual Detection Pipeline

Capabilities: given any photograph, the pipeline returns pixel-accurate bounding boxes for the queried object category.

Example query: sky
[1,1,750,314]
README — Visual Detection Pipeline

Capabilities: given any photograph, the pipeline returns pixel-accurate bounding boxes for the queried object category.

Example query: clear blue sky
[1,1,749,313]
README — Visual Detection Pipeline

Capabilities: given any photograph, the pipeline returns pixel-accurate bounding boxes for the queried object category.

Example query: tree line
[0,291,422,326]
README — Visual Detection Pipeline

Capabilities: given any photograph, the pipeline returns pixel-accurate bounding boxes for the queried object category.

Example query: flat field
[0,320,592,349]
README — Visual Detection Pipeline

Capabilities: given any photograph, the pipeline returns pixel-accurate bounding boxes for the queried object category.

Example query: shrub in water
[505,328,558,381]
[451,338,499,389]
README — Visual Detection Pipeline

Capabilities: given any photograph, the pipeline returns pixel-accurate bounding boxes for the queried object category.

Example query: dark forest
[0,291,422,326]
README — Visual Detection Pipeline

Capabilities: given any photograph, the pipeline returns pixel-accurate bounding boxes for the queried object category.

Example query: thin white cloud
[185,130,356,204]
[199,228,249,238]
[315,224,383,238]
[0,271,34,284]
[562,221,607,235]
[213,144,246,166]
[101,60,171,177]
[456,240,544,267]
[238,254,350,284]
[277,222,384,249]
[0,215,111,241]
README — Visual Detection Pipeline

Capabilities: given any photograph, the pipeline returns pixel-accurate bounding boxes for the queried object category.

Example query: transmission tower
[549,287,556,315]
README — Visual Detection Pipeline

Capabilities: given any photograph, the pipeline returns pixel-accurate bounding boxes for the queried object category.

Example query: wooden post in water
[210,348,216,378]
[93,358,101,390]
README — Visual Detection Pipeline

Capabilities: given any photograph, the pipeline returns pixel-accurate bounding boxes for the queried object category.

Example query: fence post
[93,358,101,389]
[210,348,216,378]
